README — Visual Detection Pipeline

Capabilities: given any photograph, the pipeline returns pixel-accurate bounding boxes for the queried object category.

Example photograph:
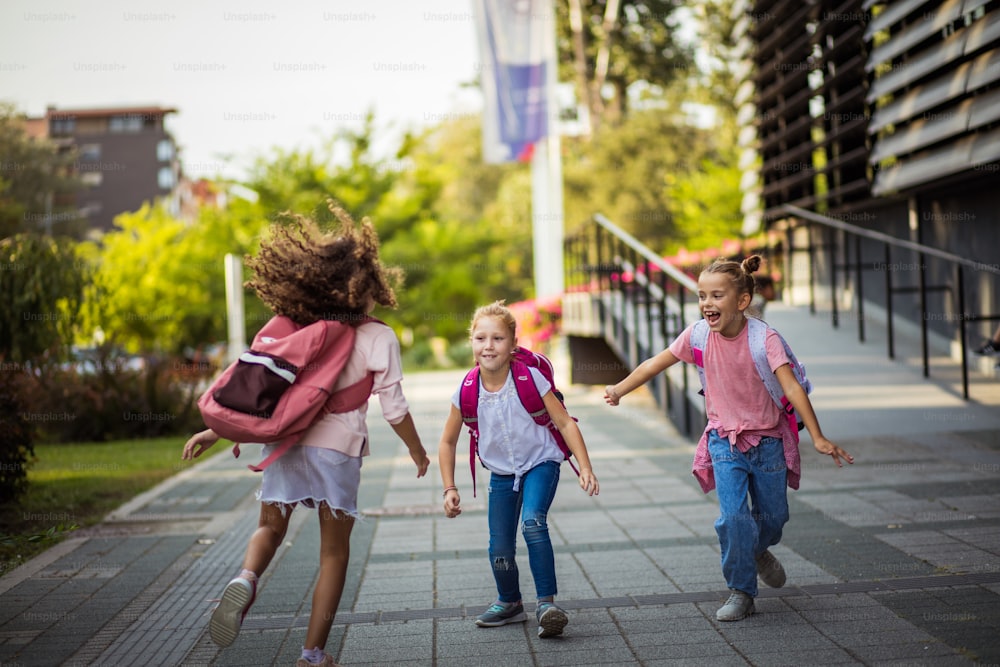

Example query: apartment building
[36,105,180,233]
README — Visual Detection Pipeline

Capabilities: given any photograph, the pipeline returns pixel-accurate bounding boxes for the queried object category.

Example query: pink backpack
[459,347,579,495]
[197,315,377,471]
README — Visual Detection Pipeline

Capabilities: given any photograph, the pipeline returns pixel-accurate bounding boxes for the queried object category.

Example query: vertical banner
[474,0,564,299]
[473,0,554,164]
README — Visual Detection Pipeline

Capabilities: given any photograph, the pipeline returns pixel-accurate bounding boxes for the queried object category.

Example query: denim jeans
[487,460,561,603]
[707,430,789,597]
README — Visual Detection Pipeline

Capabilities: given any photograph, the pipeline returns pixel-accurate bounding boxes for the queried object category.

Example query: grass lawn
[0,436,188,577]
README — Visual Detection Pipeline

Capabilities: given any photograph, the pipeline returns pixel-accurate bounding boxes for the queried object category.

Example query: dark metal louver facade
[737,0,1000,224]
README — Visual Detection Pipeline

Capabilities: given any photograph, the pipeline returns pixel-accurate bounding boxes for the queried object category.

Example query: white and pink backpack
[197,315,378,471]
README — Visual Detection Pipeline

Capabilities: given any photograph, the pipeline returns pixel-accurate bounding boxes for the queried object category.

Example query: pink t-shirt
[297,321,409,457]
[669,319,801,493]
[670,320,788,445]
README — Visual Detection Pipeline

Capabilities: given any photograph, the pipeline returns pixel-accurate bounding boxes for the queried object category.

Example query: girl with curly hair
[183,202,429,667]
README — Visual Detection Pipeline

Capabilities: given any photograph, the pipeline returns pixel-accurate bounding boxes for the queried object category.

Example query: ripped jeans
[487,460,561,603]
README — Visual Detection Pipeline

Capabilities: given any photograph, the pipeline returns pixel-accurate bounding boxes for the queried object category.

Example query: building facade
[736,0,1000,352]
[36,105,180,233]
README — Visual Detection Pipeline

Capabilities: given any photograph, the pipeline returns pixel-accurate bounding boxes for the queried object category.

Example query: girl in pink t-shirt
[182,203,430,667]
[603,255,852,623]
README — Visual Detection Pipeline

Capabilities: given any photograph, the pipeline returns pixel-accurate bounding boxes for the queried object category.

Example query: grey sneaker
[210,576,257,647]
[716,589,755,621]
[975,340,999,355]
[475,601,526,627]
[536,602,568,638]
[755,550,786,588]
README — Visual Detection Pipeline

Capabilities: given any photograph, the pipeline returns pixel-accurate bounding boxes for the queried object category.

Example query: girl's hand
[579,468,600,496]
[814,437,854,467]
[182,429,220,460]
[603,386,620,406]
[409,447,431,478]
[443,489,462,518]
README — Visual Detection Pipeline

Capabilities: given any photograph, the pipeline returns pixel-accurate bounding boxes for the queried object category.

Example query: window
[79,143,101,161]
[80,172,103,187]
[157,167,175,189]
[51,117,76,135]
[109,115,143,132]
[156,139,174,162]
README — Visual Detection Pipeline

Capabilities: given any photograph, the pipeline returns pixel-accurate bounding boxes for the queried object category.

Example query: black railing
[565,208,999,431]
[565,213,702,436]
[776,204,1000,399]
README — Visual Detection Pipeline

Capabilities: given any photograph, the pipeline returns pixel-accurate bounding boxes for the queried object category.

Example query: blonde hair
[701,254,762,297]
[469,300,517,339]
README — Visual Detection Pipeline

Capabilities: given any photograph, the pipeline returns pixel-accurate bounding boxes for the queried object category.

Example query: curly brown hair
[245,201,402,325]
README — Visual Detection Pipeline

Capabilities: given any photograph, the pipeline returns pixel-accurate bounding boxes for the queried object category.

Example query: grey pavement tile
[533,647,641,666]
[850,640,972,663]
[625,628,722,647]
[633,639,741,661]
[612,603,708,620]
[744,649,862,666]
[434,655,536,667]
[644,659,750,667]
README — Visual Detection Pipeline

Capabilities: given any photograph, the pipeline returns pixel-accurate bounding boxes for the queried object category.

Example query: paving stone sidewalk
[2,305,1000,666]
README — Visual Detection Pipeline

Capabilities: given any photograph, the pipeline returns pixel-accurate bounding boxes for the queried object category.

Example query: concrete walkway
[1,303,1000,666]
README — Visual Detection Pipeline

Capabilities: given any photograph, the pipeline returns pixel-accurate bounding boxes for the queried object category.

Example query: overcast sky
[0,0,482,180]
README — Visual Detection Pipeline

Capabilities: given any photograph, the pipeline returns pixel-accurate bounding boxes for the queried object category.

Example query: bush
[23,347,211,443]
[0,371,34,503]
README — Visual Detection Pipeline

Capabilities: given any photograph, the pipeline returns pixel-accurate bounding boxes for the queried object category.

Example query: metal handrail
[565,213,703,436]
[776,204,999,399]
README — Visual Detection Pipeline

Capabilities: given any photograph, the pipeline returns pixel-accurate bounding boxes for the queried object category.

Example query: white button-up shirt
[452,366,564,490]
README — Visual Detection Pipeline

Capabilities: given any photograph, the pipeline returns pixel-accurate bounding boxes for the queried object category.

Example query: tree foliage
[556,0,695,131]
[0,233,87,363]
[78,200,266,355]
[0,103,83,239]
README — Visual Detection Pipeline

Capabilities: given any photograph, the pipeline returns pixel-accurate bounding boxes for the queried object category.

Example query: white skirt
[256,444,362,518]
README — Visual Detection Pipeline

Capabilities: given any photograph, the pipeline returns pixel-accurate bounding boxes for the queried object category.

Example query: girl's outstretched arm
[437,405,465,517]
[389,412,430,477]
[542,391,599,496]
[604,347,681,405]
[775,364,854,467]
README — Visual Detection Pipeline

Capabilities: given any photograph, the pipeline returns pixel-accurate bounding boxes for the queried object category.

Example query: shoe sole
[475,611,526,627]
[537,607,568,638]
[716,602,755,622]
[210,581,252,647]
[756,553,786,588]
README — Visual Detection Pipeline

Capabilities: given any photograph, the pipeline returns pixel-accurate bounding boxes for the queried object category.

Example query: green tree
[0,233,87,363]
[79,199,266,355]
[0,233,87,502]
[0,103,83,239]
[558,0,695,131]
[563,103,716,248]
[664,149,743,253]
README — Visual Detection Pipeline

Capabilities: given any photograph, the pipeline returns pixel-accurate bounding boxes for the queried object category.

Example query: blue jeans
[487,461,561,603]
[707,430,789,597]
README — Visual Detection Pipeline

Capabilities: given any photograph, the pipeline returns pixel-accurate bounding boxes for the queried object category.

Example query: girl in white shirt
[437,301,599,639]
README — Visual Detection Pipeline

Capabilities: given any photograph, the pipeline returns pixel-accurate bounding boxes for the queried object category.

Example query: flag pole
[530,0,564,301]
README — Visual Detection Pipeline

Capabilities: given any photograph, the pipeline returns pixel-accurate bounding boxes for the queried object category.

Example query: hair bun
[742,255,762,274]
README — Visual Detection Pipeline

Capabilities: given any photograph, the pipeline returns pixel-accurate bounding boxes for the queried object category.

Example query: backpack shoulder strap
[746,318,786,410]
[459,366,481,496]
[511,360,548,424]
[690,319,709,395]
